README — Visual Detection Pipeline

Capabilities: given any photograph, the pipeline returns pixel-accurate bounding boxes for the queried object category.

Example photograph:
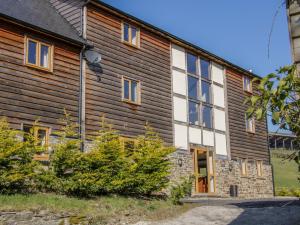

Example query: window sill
[122,99,141,106]
[25,63,53,73]
[246,130,256,134]
[244,90,253,95]
[122,41,140,49]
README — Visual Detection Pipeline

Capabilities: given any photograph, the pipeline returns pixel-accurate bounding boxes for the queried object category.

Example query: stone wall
[215,159,274,198]
[168,150,194,187]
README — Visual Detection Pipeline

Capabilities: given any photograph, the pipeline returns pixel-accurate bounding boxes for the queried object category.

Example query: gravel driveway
[135,201,300,225]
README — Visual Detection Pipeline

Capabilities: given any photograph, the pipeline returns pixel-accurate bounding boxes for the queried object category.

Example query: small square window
[245,114,255,133]
[122,22,140,47]
[202,106,212,129]
[241,159,248,176]
[243,76,252,93]
[122,77,140,104]
[23,125,50,147]
[257,160,263,177]
[200,59,210,80]
[25,37,53,71]
[187,53,198,74]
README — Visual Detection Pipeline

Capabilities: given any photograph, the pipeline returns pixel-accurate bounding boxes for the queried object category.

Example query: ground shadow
[228,200,300,225]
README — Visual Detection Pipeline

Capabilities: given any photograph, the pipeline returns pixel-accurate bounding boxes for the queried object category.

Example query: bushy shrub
[0,113,176,197]
[276,187,300,197]
[0,118,42,194]
[170,177,193,205]
[50,116,175,197]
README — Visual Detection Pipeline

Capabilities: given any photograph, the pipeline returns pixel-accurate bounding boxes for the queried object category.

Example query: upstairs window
[188,76,199,100]
[122,77,141,105]
[25,37,53,71]
[243,76,252,93]
[245,114,255,133]
[122,22,140,47]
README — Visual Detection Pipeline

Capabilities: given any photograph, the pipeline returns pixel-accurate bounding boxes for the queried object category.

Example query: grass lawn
[271,155,300,190]
[0,194,195,224]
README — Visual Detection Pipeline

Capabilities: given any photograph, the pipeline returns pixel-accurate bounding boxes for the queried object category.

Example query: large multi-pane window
[186,53,213,129]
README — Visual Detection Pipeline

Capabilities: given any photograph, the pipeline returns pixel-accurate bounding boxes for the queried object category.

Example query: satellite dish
[84,50,102,65]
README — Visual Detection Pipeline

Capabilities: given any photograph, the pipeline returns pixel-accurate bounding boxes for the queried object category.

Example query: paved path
[135,201,300,225]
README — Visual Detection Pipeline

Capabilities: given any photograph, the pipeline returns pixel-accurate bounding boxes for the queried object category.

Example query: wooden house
[0,0,274,198]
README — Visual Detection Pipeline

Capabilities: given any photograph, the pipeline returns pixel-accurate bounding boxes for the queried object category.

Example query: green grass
[271,151,300,190]
[0,194,195,224]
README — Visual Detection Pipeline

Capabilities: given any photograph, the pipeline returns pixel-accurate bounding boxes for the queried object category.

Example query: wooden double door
[193,148,216,194]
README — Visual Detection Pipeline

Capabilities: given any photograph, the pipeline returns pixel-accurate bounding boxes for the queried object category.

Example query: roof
[91,0,262,79]
[0,0,85,46]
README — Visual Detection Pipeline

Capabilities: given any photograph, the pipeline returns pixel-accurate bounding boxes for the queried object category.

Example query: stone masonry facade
[215,159,274,198]
[169,150,274,198]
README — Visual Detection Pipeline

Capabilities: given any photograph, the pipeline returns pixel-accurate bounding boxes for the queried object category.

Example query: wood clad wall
[49,0,83,34]
[0,21,81,131]
[85,6,173,144]
[226,69,270,163]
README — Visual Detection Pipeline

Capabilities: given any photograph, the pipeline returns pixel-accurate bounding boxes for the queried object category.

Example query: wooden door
[194,148,215,194]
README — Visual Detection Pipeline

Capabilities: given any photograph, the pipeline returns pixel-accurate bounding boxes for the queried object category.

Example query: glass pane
[123,23,129,42]
[200,59,210,79]
[202,106,212,128]
[40,45,49,68]
[37,129,47,147]
[201,81,211,103]
[187,53,197,74]
[131,26,138,46]
[244,77,251,91]
[189,101,199,125]
[188,76,198,100]
[123,80,130,100]
[131,81,138,102]
[28,41,37,64]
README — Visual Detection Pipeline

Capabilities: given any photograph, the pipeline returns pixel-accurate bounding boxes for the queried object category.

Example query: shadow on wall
[228,200,300,225]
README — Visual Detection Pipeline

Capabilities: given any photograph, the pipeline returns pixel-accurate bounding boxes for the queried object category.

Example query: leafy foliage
[170,177,193,205]
[0,118,42,194]
[245,65,300,136]
[50,116,175,196]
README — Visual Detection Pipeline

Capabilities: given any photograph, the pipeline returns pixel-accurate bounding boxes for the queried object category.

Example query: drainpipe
[266,116,275,197]
[79,0,90,151]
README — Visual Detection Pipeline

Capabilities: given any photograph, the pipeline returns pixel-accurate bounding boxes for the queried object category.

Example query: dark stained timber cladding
[226,69,270,163]
[85,6,173,144]
[0,21,81,131]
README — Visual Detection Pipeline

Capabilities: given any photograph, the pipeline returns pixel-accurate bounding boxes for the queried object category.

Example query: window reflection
[189,101,199,125]
[187,53,197,74]
[188,76,198,100]
[200,59,210,79]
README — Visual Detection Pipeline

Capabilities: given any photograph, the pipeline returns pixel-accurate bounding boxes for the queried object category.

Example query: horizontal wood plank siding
[50,0,83,34]
[85,6,173,144]
[226,69,270,163]
[0,21,81,131]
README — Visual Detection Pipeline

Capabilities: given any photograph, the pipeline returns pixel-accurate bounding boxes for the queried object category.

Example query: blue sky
[102,0,291,76]
[102,0,291,132]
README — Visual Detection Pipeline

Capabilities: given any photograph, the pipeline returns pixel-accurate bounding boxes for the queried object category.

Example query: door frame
[193,147,216,195]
